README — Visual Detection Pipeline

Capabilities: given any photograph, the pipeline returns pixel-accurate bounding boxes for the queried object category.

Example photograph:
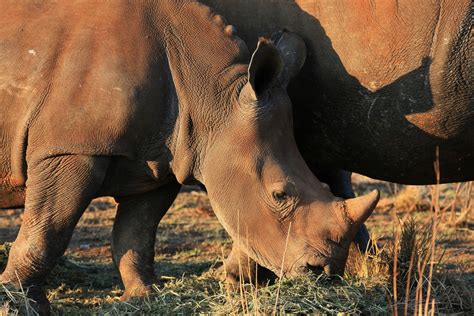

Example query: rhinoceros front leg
[0,155,109,314]
[219,244,276,287]
[112,181,181,301]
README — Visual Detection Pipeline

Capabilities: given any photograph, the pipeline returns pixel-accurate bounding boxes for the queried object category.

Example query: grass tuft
[0,283,37,316]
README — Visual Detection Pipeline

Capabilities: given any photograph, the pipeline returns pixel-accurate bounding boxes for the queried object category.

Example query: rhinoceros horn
[345,189,380,226]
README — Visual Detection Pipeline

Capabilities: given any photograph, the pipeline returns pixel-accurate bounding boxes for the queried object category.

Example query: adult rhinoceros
[199,0,473,282]
[0,0,379,313]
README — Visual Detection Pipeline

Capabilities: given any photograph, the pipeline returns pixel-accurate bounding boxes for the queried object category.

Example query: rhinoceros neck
[150,1,250,183]
[155,1,249,97]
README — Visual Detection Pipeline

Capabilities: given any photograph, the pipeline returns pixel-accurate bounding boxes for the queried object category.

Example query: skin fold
[0,1,379,313]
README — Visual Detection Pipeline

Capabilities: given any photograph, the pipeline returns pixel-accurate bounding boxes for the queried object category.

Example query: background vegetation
[0,175,472,315]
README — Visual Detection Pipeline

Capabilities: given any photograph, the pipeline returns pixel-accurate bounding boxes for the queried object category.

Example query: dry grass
[388,218,472,314]
[0,283,37,316]
[0,177,472,314]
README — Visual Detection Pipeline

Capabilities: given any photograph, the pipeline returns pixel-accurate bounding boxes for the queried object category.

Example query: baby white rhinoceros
[0,1,378,313]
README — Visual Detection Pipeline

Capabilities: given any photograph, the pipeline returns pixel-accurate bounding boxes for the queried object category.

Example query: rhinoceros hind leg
[0,155,109,314]
[112,181,181,301]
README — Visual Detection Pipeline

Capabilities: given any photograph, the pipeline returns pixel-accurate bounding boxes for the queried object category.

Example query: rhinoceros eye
[272,190,289,203]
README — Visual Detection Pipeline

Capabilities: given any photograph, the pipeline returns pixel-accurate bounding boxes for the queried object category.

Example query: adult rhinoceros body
[202,0,473,184]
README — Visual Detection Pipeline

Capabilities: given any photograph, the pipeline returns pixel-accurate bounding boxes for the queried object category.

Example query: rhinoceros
[199,0,473,282]
[0,0,380,312]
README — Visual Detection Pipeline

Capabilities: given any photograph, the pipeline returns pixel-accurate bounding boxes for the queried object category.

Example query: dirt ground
[0,175,472,313]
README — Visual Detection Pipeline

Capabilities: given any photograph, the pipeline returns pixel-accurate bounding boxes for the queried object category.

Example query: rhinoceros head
[202,31,379,276]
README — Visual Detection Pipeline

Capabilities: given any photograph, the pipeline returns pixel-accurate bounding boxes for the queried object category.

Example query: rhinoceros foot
[119,284,156,302]
[0,278,50,316]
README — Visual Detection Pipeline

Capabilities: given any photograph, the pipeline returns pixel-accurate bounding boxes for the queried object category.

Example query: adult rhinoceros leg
[0,155,109,314]
[219,244,276,287]
[112,181,181,301]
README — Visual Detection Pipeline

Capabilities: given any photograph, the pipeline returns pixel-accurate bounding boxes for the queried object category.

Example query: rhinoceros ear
[248,38,283,97]
[271,29,307,87]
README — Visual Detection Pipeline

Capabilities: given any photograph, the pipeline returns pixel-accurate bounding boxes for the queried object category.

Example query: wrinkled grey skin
[0,1,379,313]
[200,0,473,285]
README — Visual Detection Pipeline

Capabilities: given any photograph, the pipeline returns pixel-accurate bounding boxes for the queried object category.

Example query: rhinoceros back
[0,2,166,192]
